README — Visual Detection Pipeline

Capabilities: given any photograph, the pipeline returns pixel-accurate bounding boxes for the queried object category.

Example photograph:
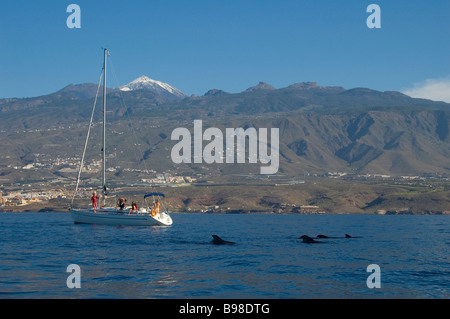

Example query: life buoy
[151,209,157,217]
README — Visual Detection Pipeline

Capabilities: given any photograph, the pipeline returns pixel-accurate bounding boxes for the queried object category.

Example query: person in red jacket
[128,202,138,215]
[91,192,99,212]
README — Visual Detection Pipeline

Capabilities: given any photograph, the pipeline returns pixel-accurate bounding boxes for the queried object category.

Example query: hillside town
[1,158,449,212]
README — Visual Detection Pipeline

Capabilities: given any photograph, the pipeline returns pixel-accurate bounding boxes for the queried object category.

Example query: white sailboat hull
[70,208,173,226]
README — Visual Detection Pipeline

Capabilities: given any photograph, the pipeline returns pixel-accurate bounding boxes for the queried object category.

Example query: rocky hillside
[0,81,449,179]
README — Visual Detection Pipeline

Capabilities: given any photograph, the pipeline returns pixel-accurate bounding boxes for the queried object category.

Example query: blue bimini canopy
[144,192,166,199]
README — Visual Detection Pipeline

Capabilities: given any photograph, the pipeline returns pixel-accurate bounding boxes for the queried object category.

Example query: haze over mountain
[0,78,449,180]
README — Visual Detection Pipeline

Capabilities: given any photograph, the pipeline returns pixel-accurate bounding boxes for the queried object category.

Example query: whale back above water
[212,235,235,245]
[299,235,323,244]
[314,234,361,239]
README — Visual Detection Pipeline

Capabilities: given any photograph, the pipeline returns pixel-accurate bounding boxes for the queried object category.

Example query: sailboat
[70,49,173,226]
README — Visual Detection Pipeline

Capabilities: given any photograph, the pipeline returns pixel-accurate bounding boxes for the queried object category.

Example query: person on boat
[128,202,138,215]
[91,192,99,212]
[154,199,161,213]
[116,198,127,212]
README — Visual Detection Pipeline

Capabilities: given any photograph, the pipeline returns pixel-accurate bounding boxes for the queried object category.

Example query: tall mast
[102,48,108,204]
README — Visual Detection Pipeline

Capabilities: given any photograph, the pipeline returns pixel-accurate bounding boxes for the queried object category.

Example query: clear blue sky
[1,0,449,99]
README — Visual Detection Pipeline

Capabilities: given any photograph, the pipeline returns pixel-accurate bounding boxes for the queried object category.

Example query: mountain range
[0,75,449,182]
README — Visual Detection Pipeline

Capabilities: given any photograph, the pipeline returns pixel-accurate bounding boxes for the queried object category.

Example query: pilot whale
[345,234,362,238]
[299,235,324,244]
[315,234,361,239]
[211,235,235,245]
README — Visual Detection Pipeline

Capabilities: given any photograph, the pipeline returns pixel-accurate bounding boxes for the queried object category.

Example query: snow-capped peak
[119,75,186,99]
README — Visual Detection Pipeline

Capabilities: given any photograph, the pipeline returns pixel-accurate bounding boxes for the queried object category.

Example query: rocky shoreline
[2,178,449,215]
[2,203,449,215]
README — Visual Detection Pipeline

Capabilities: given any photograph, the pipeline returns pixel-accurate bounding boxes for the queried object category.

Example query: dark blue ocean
[0,213,448,299]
